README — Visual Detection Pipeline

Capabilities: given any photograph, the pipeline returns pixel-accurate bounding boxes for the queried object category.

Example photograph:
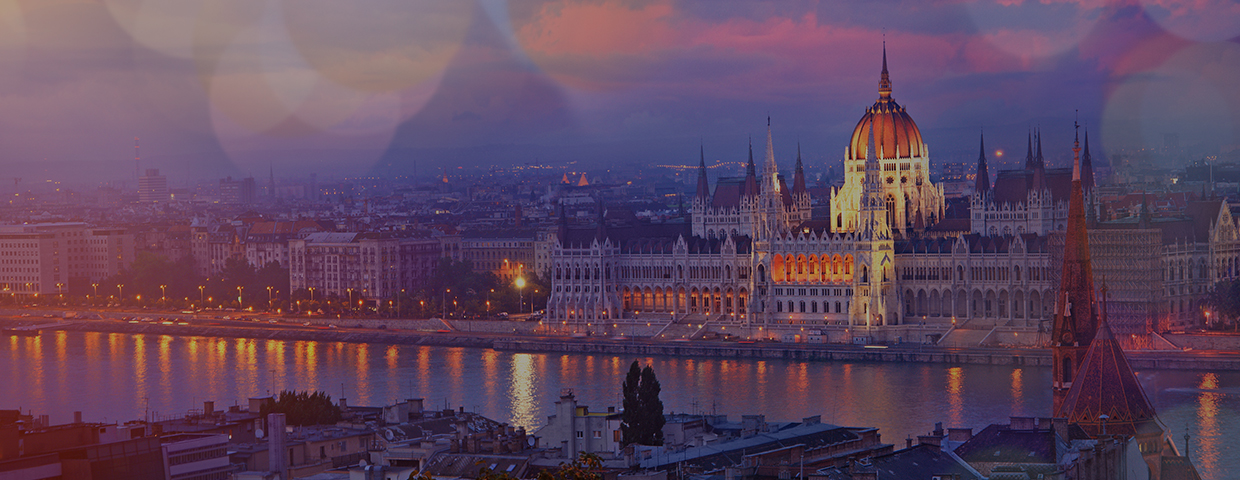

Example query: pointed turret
[764,117,779,193]
[1051,125,1101,414]
[879,41,892,99]
[744,138,759,197]
[1024,130,1035,170]
[792,143,807,197]
[695,144,710,201]
[974,131,990,195]
[1031,129,1047,192]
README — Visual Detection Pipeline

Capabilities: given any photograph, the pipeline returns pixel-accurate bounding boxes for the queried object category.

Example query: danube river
[3,331,1236,478]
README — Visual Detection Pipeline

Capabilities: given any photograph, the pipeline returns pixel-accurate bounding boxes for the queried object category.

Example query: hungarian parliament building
[545,49,1240,341]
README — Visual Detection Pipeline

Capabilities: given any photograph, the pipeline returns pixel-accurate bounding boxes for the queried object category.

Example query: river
[2,331,1235,478]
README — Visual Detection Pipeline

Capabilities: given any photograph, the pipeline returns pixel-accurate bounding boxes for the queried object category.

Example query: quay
[4,311,1240,371]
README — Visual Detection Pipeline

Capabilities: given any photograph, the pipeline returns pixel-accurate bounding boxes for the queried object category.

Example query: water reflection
[0,332,1237,480]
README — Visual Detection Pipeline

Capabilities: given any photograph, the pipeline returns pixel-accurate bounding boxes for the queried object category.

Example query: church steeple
[696,144,710,201]
[974,130,990,196]
[1051,123,1100,414]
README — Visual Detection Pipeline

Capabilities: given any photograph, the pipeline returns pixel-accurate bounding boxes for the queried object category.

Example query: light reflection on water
[0,332,1236,480]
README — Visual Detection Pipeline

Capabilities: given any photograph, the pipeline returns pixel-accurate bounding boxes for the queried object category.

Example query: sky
[0,0,1237,186]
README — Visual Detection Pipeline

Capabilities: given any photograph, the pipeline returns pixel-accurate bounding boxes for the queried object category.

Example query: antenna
[134,137,141,181]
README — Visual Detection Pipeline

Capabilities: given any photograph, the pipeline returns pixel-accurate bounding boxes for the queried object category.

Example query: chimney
[802,415,822,426]
[204,401,215,416]
[905,436,913,448]
[947,428,973,442]
[73,412,82,424]
[1051,417,1068,442]
[932,422,944,436]
[338,398,347,409]
[268,413,289,480]
[1010,417,1036,430]
[917,435,943,447]
[38,415,49,429]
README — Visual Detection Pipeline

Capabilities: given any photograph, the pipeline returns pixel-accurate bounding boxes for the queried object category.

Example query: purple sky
[0,0,1237,186]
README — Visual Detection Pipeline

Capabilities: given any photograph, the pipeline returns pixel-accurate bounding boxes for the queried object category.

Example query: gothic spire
[1051,125,1100,413]
[696,143,710,200]
[1025,130,1035,170]
[975,130,990,195]
[764,117,778,184]
[879,41,892,98]
[744,137,759,197]
[792,143,807,197]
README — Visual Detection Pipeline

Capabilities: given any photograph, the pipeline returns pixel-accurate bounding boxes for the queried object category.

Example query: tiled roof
[1056,320,1163,438]
[953,423,1059,466]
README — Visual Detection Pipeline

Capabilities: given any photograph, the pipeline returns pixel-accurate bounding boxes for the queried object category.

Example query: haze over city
[0,0,1237,185]
[1,1,1238,480]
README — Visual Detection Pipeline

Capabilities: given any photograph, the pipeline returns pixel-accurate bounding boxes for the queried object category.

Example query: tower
[791,143,811,224]
[829,43,944,236]
[851,121,894,329]
[1051,123,1101,414]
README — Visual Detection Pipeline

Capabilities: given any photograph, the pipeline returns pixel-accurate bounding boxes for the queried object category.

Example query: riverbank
[7,316,1240,371]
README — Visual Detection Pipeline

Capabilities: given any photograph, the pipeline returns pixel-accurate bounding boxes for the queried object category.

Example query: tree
[620,361,665,446]
[259,390,342,426]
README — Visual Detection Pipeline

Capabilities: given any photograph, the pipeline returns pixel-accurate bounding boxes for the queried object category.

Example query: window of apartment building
[576,431,584,438]
[593,431,601,439]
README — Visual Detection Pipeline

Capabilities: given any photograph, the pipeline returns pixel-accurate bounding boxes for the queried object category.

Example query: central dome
[848,48,925,161]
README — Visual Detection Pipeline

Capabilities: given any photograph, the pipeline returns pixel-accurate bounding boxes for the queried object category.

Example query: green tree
[620,361,665,446]
[259,390,342,426]
[1206,279,1240,329]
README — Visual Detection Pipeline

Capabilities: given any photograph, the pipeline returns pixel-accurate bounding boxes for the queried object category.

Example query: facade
[220,177,257,205]
[461,229,537,281]
[243,220,333,268]
[547,48,1056,335]
[0,223,135,296]
[536,390,623,459]
[161,434,231,480]
[288,232,403,300]
[547,47,1239,340]
[139,169,170,203]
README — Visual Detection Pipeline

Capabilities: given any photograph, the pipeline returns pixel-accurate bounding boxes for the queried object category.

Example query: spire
[764,118,778,185]
[1024,130,1035,170]
[1052,123,1101,413]
[792,143,807,196]
[744,137,759,197]
[696,144,710,200]
[975,130,990,195]
[1036,128,1044,167]
[879,41,892,98]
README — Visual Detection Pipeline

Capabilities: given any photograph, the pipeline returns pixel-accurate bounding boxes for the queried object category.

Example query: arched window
[757,265,766,283]
[886,195,897,227]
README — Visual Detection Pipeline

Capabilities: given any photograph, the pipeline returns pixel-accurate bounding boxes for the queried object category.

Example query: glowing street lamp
[237,286,244,309]
[160,285,167,302]
[515,277,526,316]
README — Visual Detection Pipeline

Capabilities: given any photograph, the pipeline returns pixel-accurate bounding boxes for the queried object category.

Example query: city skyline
[0,0,1235,185]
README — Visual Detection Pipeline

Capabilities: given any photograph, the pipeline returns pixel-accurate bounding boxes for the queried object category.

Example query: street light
[160,285,167,302]
[198,285,205,307]
[515,277,526,317]
[118,284,124,303]
[443,288,450,319]
[237,286,244,309]
[91,283,98,298]
[267,286,274,311]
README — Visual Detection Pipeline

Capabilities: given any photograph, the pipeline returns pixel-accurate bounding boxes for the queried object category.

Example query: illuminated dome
[848,47,925,160]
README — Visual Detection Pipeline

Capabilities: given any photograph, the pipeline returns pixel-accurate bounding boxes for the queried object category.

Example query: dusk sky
[0,0,1237,186]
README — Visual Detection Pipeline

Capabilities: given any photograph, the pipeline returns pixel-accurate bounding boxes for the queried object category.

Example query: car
[42,314,55,318]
